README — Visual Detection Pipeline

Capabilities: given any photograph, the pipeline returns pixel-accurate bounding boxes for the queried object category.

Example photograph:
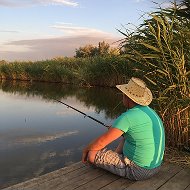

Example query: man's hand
[81,127,123,163]
[82,148,89,163]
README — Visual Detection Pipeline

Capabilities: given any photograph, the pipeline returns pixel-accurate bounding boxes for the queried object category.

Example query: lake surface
[0,81,124,189]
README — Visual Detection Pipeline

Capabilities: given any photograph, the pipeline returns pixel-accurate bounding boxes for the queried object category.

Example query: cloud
[0,31,120,61]
[14,130,79,144]
[0,44,31,53]
[0,30,21,33]
[135,0,144,2]
[40,151,57,160]
[159,2,173,9]
[37,0,79,7]
[50,23,113,37]
[60,149,73,157]
[159,1,185,9]
[0,130,79,150]
[0,0,78,7]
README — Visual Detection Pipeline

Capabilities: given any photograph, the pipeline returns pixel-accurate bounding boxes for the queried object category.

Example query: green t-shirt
[113,105,165,169]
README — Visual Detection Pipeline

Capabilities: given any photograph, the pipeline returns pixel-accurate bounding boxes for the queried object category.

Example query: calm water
[0,81,124,189]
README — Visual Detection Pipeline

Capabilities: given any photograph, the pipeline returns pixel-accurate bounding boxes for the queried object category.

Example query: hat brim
[116,84,152,106]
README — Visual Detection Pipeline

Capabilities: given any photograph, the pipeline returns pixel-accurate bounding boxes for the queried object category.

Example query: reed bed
[0,55,130,87]
[119,2,190,149]
[0,59,76,83]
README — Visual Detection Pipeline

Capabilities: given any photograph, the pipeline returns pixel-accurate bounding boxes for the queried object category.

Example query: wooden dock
[2,161,190,190]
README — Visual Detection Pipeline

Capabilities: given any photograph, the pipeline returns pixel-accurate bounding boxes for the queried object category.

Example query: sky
[0,0,174,61]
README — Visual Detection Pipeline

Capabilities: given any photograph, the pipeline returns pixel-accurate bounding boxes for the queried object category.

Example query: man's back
[113,105,165,169]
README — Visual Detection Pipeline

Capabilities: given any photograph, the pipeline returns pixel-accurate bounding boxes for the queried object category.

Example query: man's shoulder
[127,105,146,115]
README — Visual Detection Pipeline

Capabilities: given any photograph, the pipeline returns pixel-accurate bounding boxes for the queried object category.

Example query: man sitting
[82,77,165,180]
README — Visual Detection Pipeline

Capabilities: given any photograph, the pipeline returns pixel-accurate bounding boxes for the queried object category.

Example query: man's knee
[88,150,98,163]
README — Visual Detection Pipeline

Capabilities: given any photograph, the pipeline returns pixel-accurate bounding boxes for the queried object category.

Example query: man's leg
[87,149,127,177]
[87,149,161,181]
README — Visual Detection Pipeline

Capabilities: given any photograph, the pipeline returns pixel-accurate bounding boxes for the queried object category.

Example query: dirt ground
[164,147,190,168]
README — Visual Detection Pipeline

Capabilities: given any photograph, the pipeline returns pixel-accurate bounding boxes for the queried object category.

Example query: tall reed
[119,2,190,149]
[0,56,131,87]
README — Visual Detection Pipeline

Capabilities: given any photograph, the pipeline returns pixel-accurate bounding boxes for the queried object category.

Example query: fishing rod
[54,99,109,128]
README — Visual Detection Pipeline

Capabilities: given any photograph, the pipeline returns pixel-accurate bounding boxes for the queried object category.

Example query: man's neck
[128,102,138,109]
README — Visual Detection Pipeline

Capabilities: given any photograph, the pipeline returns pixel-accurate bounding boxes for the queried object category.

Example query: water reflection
[0,80,124,189]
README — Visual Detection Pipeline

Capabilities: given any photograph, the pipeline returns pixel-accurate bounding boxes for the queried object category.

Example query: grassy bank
[0,55,133,87]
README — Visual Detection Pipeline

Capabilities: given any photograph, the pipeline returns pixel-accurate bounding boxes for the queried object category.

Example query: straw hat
[116,77,152,106]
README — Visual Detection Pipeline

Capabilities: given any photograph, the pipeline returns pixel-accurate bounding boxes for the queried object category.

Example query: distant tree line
[75,41,121,58]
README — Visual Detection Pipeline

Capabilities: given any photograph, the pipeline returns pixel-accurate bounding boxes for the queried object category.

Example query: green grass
[0,55,131,87]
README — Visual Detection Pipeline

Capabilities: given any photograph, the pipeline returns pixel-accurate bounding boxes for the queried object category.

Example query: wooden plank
[74,171,121,190]
[56,167,108,190]
[35,161,84,183]
[3,162,190,190]
[100,177,135,190]
[3,162,84,190]
[185,184,190,190]
[36,165,91,190]
[123,163,182,190]
[157,168,190,190]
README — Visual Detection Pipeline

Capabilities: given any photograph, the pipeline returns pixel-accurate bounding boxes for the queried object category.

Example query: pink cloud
[0,35,120,61]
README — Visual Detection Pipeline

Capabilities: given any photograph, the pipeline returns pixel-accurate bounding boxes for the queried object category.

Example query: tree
[98,41,110,55]
[75,44,98,58]
[75,41,120,58]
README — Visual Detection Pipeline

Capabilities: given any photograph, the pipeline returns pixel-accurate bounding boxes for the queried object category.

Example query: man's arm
[82,127,123,163]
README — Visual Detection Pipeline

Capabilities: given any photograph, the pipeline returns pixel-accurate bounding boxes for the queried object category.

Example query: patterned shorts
[93,148,161,181]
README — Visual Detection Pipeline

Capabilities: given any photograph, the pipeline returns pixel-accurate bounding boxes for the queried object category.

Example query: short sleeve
[112,113,130,133]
